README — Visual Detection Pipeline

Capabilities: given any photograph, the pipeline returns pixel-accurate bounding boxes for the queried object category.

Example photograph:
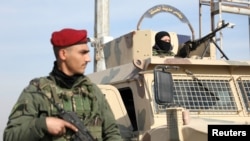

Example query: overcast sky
[0,0,249,139]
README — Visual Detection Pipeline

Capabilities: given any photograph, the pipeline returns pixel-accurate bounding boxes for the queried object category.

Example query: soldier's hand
[46,117,78,136]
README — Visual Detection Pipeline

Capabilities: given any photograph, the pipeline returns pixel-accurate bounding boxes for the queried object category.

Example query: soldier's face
[161,35,171,43]
[61,43,91,75]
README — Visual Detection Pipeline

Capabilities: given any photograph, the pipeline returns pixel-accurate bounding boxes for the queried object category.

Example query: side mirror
[154,65,175,106]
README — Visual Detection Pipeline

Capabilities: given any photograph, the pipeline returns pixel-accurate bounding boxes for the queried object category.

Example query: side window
[118,88,138,131]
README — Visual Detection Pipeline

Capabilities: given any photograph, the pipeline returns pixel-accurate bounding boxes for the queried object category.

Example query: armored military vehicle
[88,2,250,141]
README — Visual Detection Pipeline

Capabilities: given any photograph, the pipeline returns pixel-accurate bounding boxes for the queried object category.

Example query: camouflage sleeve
[152,48,159,56]
[3,82,49,141]
[92,84,123,141]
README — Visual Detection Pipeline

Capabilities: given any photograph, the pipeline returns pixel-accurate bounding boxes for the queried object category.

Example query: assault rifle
[177,21,230,60]
[54,102,96,141]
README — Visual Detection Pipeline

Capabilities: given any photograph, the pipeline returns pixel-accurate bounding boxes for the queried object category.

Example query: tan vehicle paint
[88,4,250,141]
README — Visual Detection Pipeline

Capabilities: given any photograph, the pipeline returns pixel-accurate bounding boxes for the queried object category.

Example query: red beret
[50,28,88,48]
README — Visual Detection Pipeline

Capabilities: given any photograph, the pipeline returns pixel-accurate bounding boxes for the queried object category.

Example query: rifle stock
[177,22,229,58]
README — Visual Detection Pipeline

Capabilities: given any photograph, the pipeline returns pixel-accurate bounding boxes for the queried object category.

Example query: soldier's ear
[58,48,67,60]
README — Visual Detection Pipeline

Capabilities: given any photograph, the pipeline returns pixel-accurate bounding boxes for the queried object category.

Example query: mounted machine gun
[177,21,230,60]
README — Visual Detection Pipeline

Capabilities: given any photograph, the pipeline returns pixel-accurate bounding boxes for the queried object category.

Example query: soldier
[152,31,175,56]
[3,28,122,141]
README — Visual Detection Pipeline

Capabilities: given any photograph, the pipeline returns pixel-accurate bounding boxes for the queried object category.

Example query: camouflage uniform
[3,68,122,141]
[152,48,175,57]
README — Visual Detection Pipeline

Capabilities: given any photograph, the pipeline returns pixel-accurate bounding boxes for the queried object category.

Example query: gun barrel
[177,22,230,58]
[193,22,229,47]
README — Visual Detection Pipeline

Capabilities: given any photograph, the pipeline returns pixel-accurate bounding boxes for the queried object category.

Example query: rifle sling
[49,84,63,111]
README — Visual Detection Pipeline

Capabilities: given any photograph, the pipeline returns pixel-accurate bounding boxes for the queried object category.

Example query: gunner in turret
[152,31,175,56]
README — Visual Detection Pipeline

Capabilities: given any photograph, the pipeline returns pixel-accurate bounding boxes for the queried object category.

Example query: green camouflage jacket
[3,74,122,141]
[152,48,175,57]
